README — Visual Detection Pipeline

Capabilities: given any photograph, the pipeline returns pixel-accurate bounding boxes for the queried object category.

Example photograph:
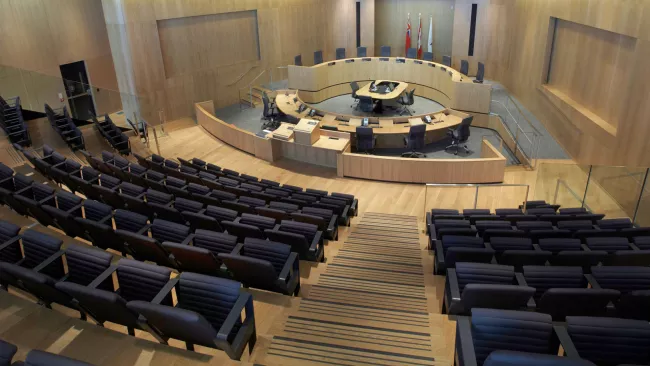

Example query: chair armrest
[279,252,299,283]
[180,234,195,246]
[584,274,601,289]
[629,242,641,250]
[0,176,13,187]
[311,231,323,253]
[38,194,56,206]
[232,243,244,255]
[0,236,21,252]
[97,214,113,225]
[532,244,542,251]
[447,269,461,301]
[135,193,146,200]
[88,265,118,289]
[85,177,99,185]
[33,250,65,273]
[136,224,151,236]
[455,316,477,366]
[581,244,591,252]
[426,212,432,229]
[52,162,66,170]
[216,293,254,343]
[435,241,445,264]
[66,203,83,215]
[152,278,179,305]
[515,273,537,309]
[553,325,581,358]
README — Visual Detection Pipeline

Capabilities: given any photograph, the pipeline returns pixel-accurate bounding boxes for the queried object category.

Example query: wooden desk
[356,80,408,100]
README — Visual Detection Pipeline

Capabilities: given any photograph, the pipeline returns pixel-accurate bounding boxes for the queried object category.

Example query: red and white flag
[405,13,411,56]
[417,13,423,59]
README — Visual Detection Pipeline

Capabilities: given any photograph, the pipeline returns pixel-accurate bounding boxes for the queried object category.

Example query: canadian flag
[405,13,411,56]
[417,13,423,59]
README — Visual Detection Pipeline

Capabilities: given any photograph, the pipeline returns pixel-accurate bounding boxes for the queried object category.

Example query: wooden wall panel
[374,0,455,61]
[360,0,376,57]
[157,11,260,78]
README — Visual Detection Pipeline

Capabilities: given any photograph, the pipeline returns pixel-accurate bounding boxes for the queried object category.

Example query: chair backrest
[476,62,485,81]
[470,308,555,365]
[336,48,346,60]
[406,48,417,58]
[65,244,113,286]
[442,55,452,66]
[205,205,238,222]
[455,116,473,142]
[350,81,360,97]
[0,338,17,366]
[0,262,73,309]
[174,197,203,213]
[442,235,485,253]
[278,220,318,241]
[163,242,221,275]
[591,266,650,293]
[116,258,172,303]
[489,237,533,252]
[82,199,112,222]
[406,124,426,150]
[0,220,21,264]
[21,230,63,277]
[243,238,291,274]
[151,219,191,244]
[483,350,596,366]
[222,221,264,242]
[314,50,323,64]
[538,238,581,253]
[357,47,367,57]
[523,265,584,298]
[380,46,391,57]
[294,54,302,66]
[423,52,433,61]
[460,60,469,76]
[566,316,650,365]
[355,127,374,151]
[358,95,374,112]
[193,229,237,255]
[585,237,630,253]
[239,213,276,230]
[455,262,514,293]
[146,189,173,205]
[114,209,148,232]
[23,349,94,366]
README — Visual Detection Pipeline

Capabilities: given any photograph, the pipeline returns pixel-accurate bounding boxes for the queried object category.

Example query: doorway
[59,60,96,120]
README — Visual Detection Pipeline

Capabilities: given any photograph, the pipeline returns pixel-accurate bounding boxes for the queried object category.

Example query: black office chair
[380,46,391,57]
[357,47,367,57]
[336,48,346,60]
[261,92,280,130]
[358,95,375,113]
[446,116,473,155]
[355,127,376,154]
[314,50,323,65]
[423,52,434,61]
[460,60,469,76]
[475,62,485,83]
[443,55,452,67]
[402,124,427,158]
[294,54,302,66]
[350,82,360,109]
[398,89,415,116]
[406,48,417,59]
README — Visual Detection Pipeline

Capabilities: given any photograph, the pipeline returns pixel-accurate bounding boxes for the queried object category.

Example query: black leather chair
[0,339,17,366]
[313,50,323,64]
[219,238,300,296]
[442,55,452,67]
[336,48,346,60]
[350,82,360,109]
[489,237,551,271]
[402,123,426,158]
[265,220,324,262]
[380,46,391,57]
[127,273,256,360]
[398,89,415,116]
[406,47,417,59]
[475,62,485,83]
[294,54,302,66]
[589,266,650,320]
[434,236,493,275]
[292,206,338,240]
[355,127,375,153]
[358,95,375,113]
[423,52,434,61]
[0,220,21,269]
[261,92,279,130]
[357,46,367,57]
[460,59,469,76]
[443,262,535,315]
[483,350,596,366]
[446,116,473,155]
[454,308,561,366]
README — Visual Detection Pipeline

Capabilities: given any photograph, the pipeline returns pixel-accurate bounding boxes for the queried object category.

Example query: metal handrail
[424,183,530,219]
[239,69,268,110]
[490,112,537,169]
[553,179,594,212]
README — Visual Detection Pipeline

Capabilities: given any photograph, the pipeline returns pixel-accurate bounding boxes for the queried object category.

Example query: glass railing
[424,183,530,217]
[534,161,650,226]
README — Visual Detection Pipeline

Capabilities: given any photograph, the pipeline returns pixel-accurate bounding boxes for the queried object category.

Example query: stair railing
[238,69,268,111]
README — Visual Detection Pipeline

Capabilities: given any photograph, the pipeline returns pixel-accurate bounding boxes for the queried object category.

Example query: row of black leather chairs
[0,338,93,365]
[91,113,130,155]
[454,307,650,366]
[0,160,304,295]
[11,149,328,264]
[0,96,30,147]
[44,104,84,151]
[0,228,256,359]
[442,261,650,321]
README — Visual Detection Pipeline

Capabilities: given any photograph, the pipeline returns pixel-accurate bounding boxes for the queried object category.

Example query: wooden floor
[0,121,633,365]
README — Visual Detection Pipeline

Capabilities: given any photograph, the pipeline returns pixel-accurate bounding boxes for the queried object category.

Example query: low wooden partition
[339,139,506,184]
[196,101,258,155]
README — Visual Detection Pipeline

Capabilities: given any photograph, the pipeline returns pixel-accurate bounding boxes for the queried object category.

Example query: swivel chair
[355,127,376,154]
[336,48,346,60]
[443,55,452,67]
[423,52,434,62]
[294,55,302,66]
[402,124,427,158]
[446,116,473,155]
[350,82,360,109]
[460,60,469,76]
[314,50,323,65]
[358,95,375,113]
[357,47,367,57]
[380,46,391,57]
[406,48,417,59]
[398,89,415,116]
[475,62,485,83]
[261,92,280,130]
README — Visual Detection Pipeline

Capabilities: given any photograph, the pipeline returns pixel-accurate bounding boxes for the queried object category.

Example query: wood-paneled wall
[374,0,455,61]
[107,0,357,123]
[490,0,650,167]
[0,0,120,115]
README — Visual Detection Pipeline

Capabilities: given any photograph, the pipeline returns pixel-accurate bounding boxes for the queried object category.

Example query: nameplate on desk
[379,57,389,61]
[362,58,372,61]
[328,62,336,66]
[370,126,383,128]
[345,59,355,63]
[449,71,453,77]
[328,137,339,140]
[293,97,298,103]
[440,67,447,72]
[396,58,406,64]
[428,63,436,67]
[414,60,423,65]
